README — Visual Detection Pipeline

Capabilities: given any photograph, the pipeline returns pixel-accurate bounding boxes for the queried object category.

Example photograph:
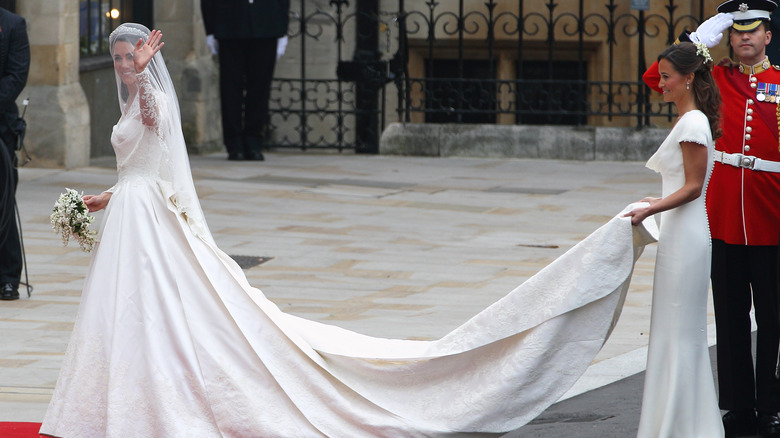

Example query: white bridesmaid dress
[636,109,724,438]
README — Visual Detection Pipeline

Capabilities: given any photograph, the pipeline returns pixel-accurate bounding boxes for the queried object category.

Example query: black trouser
[217,37,278,155]
[0,139,21,288]
[712,239,780,413]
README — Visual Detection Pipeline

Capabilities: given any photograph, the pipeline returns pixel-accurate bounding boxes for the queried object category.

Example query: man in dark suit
[0,7,29,301]
[201,0,290,161]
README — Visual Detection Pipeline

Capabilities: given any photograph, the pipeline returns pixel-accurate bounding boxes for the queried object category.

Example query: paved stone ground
[513,345,720,437]
[0,151,720,435]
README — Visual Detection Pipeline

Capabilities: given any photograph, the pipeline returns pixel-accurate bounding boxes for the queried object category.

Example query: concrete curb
[380,122,669,161]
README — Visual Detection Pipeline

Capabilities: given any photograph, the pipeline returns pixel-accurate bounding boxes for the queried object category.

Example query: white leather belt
[713,150,780,172]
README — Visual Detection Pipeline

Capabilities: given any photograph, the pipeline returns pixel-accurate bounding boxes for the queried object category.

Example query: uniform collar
[738,57,772,75]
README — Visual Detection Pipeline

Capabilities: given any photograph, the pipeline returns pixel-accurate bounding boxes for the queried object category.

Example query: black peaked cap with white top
[718,0,778,31]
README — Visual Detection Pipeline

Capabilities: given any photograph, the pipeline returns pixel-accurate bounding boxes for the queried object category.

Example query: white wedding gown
[40,92,659,437]
[636,110,724,437]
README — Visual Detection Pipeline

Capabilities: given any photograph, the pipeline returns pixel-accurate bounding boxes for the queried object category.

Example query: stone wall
[19,0,90,169]
[80,64,121,158]
[379,123,668,161]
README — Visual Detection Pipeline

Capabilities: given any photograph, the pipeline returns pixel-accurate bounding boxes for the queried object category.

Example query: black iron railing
[269,0,709,152]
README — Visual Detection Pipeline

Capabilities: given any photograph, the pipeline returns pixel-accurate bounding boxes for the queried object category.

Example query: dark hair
[658,42,722,139]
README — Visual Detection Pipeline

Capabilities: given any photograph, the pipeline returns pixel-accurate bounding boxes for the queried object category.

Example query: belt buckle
[739,154,756,169]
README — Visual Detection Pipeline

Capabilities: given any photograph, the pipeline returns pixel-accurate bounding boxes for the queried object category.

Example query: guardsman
[643,1,780,436]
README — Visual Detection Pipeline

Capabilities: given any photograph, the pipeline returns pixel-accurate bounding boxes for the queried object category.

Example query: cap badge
[740,3,750,12]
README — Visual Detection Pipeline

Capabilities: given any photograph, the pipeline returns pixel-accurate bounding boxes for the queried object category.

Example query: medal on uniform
[770,84,778,103]
[757,82,768,101]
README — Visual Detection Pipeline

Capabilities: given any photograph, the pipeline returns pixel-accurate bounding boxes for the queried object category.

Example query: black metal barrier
[269,0,707,152]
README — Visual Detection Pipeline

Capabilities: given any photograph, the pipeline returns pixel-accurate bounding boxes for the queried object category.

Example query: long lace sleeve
[136,70,160,131]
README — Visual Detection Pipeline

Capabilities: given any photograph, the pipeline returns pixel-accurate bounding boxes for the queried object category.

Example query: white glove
[689,13,734,48]
[276,35,288,60]
[206,34,219,55]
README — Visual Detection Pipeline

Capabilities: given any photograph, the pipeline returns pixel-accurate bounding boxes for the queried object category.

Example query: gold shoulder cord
[775,66,780,151]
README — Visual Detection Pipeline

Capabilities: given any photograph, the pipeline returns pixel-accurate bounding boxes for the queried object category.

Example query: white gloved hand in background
[688,13,734,48]
[276,35,288,60]
[206,34,219,55]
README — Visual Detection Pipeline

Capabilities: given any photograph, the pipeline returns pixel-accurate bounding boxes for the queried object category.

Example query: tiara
[109,25,147,41]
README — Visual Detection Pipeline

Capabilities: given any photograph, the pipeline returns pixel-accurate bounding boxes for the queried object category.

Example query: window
[79,0,153,57]
[516,61,587,125]
[425,59,496,124]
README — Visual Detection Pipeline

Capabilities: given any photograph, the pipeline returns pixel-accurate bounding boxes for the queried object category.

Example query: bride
[39,24,657,437]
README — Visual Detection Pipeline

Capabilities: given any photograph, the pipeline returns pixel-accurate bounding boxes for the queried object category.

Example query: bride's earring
[686,81,690,90]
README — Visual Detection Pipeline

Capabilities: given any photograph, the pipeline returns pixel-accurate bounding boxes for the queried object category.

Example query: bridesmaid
[625,41,723,437]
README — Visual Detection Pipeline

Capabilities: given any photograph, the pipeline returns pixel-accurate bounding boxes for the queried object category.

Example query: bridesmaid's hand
[623,206,653,226]
[133,29,164,73]
[83,192,112,212]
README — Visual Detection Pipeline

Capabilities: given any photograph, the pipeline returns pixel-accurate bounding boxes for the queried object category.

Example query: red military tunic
[644,58,780,245]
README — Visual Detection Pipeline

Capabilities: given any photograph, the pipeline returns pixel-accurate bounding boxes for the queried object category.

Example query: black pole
[398,0,410,123]
[516,0,524,124]
[354,0,381,154]
[638,10,646,128]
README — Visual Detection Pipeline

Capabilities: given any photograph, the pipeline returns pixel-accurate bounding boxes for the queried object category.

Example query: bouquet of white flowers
[50,188,97,253]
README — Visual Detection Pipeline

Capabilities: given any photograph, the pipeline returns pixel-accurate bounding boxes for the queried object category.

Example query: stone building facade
[13,0,734,167]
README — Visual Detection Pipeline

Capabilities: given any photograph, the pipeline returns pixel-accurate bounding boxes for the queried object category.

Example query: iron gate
[269,0,717,153]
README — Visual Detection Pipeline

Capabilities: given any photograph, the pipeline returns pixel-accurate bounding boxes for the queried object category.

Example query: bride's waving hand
[133,29,163,73]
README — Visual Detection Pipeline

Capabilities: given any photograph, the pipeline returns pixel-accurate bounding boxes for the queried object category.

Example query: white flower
[50,188,97,253]
[694,41,713,64]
